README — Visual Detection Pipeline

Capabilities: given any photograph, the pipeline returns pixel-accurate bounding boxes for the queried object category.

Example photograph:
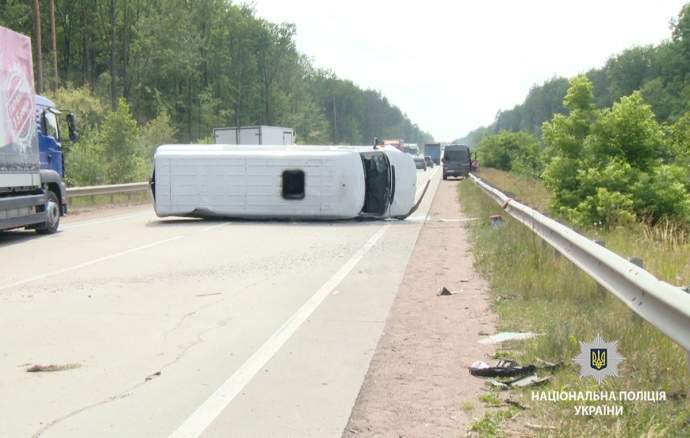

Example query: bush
[138,110,178,159]
[568,188,636,227]
[542,76,690,227]
[477,131,542,176]
[632,165,690,223]
[99,98,140,184]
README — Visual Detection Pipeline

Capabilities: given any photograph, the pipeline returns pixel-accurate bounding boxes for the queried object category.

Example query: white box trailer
[213,125,294,145]
[151,145,420,220]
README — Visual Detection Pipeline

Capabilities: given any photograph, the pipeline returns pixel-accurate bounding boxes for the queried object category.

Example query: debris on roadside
[534,358,561,371]
[489,214,504,228]
[26,363,81,373]
[469,360,536,378]
[437,286,461,296]
[489,374,552,390]
[478,331,540,344]
[470,357,560,391]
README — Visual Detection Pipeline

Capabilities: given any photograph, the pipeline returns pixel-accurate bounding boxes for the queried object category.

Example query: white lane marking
[0,222,228,293]
[61,211,151,230]
[168,224,391,438]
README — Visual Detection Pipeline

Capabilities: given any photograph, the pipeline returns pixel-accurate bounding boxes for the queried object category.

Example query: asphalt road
[0,167,440,438]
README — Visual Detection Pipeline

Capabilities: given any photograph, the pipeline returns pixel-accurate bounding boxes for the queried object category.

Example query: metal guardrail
[66,182,149,198]
[469,173,690,360]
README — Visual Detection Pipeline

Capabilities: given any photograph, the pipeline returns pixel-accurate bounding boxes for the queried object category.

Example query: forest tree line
[1,0,432,185]
[458,3,690,148]
[466,3,690,228]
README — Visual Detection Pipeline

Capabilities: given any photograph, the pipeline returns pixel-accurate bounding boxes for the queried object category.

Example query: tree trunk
[122,0,130,99]
[33,0,43,94]
[49,0,59,90]
[62,3,72,85]
[109,0,117,111]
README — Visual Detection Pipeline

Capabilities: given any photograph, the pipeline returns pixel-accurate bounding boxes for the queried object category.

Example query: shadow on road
[0,230,59,249]
[146,216,393,229]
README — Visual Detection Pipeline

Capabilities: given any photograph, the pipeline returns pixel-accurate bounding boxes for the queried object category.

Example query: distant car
[414,156,427,171]
[424,156,434,168]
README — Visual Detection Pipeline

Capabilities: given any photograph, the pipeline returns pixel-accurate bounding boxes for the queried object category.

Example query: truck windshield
[444,149,469,161]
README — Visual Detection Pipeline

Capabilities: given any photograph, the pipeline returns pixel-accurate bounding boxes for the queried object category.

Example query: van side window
[282,170,305,200]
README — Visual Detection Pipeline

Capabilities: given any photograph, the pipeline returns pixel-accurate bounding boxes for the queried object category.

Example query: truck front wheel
[36,191,60,234]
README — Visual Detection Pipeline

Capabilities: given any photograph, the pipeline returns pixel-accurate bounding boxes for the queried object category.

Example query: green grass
[480,393,502,407]
[470,409,518,437]
[475,168,552,212]
[459,172,690,437]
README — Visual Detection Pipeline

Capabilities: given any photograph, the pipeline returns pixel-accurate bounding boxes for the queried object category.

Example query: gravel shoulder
[343,179,497,437]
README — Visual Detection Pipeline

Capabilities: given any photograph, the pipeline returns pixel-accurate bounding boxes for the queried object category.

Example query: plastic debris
[469,360,536,378]
[437,286,461,296]
[478,331,540,344]
[489,214,504,228]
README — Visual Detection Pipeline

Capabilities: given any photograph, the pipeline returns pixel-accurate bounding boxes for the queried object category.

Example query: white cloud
[253,0,686,140]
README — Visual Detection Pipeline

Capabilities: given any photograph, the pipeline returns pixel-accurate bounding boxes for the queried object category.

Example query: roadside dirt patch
[344,180,497,437]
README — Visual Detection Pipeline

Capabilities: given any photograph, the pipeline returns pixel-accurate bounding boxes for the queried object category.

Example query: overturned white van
[151,145,420,220]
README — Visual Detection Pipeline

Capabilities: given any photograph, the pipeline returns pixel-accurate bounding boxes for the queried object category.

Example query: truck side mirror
[66,113,79,142]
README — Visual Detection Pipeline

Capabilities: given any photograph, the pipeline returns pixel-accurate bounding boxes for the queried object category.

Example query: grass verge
[459,172,690,437]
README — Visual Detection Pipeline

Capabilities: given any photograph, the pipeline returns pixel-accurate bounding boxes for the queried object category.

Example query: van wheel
[443,174,447,180]
[36,191,60,235]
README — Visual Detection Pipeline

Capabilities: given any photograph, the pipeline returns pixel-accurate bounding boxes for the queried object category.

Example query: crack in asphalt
[32,275,272,436]
[31,288,255,437]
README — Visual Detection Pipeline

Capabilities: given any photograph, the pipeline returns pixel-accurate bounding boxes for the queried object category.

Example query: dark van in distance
[442,144,471,180]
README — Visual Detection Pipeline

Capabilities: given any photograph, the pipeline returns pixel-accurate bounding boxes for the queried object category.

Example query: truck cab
[36,95,65,178]
[35,94,77,220]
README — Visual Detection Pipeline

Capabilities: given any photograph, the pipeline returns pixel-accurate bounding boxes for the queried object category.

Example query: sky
[253,0,688,141]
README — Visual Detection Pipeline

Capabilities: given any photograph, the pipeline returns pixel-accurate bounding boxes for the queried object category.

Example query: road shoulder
[343,179,497,436]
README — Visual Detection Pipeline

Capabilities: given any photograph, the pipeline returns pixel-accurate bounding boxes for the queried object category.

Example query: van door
[359,151,391,216]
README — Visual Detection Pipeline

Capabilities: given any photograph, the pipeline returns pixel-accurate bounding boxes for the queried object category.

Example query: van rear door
[359,151,391,216]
